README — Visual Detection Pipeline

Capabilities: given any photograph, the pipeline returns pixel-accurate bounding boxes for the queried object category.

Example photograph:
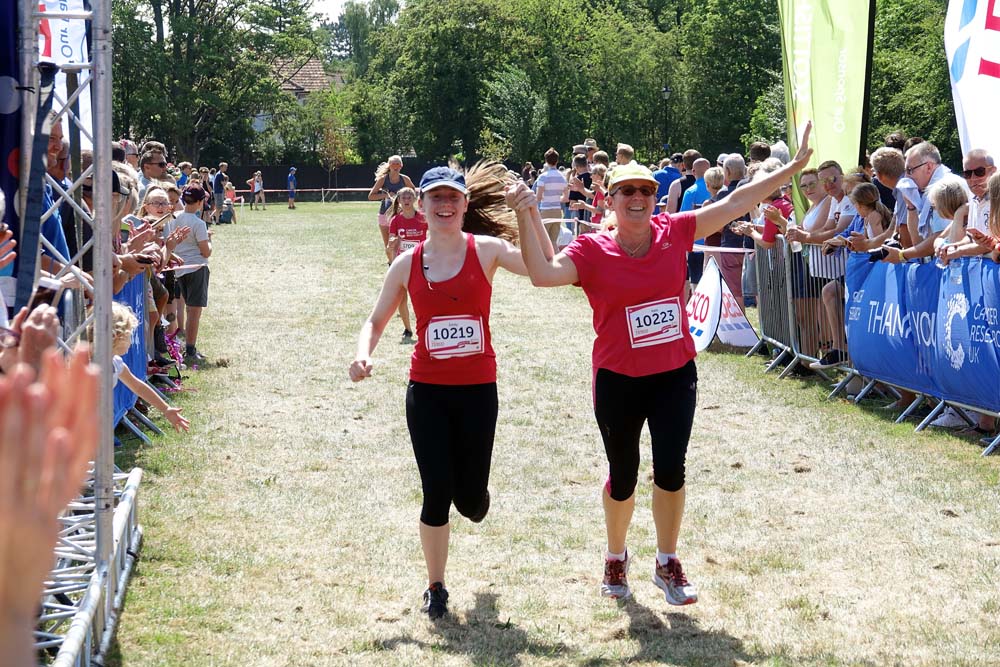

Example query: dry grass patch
[108,203,1000,667]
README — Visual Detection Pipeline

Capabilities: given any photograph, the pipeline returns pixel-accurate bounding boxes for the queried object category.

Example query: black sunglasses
[963,166,990,179]
[612,185,657,197]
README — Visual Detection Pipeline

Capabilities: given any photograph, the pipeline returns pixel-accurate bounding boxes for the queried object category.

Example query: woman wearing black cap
[350,163,551,619]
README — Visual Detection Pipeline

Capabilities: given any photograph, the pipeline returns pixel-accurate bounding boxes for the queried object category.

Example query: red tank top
[408,233,496,385]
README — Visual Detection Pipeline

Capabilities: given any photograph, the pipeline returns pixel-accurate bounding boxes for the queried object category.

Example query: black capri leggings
[594,360,698,501]
[406,381,498,527]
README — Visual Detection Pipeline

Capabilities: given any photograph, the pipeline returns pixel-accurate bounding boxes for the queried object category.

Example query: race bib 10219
[626,297,683,348]
[426,315,484,358]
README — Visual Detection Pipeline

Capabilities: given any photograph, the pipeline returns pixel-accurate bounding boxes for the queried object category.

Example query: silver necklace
[615,228,651,257]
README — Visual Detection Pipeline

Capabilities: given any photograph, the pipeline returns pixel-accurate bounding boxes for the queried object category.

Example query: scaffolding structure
[17,0,144,663]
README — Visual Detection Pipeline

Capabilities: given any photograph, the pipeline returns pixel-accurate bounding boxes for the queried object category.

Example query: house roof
[274,58,340,95]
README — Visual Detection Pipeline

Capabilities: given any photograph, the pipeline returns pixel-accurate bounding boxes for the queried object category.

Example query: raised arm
[505,182,579,287]
[694,121,813,240]
[349,257,410,381]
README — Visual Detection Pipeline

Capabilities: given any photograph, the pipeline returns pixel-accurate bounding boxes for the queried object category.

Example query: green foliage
[672,0,782,157]
[112,0,320,165]
[480,66,547,164]
[742,77,786,150]
[868,0,960,165]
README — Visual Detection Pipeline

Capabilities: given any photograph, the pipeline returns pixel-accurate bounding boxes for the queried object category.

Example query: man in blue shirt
[287,167,297,209]
[652,154,682,214]
[680,158,712,285]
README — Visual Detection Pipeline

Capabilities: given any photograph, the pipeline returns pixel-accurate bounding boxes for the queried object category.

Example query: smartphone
[123,214,144,228]
[27,276,63,311]
[150,211,174,230]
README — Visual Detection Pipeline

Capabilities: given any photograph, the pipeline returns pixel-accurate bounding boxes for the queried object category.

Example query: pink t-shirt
[389,211,427,256]
[562,212,698,378]
[762,195,794,243]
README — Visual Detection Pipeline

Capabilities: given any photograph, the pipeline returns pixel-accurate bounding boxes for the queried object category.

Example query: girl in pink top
[386,187,427,340]
[350,163,552,620]
[507,122,814,606]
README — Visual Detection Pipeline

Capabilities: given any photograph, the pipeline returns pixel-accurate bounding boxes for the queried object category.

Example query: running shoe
[600,553,632,600]
[422,582,449,619]
[929,406,967,429]
[403,329,414,340]
[653,557,698,606]
[809,349,846,370]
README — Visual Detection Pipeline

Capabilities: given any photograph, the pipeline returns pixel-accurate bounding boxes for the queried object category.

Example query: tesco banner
[945,0,1000,155]
[38,0,92,147]
[844,253,1000,413]
[686,256,759,351]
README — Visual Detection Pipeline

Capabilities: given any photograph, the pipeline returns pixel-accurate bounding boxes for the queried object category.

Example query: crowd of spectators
[517,132,999,435]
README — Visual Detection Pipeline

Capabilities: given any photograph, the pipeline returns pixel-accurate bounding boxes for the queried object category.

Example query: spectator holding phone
[166,184,212,368]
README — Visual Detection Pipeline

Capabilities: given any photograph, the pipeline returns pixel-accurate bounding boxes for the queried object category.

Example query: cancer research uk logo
[945,293,970,370]
[948,0,1000,84]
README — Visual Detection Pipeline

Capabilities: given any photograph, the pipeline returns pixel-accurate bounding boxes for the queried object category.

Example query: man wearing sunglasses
[138,150,168,201]
[882,142,971,265]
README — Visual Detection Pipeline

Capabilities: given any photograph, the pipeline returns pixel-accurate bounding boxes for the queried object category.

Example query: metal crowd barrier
[748,234,998,455]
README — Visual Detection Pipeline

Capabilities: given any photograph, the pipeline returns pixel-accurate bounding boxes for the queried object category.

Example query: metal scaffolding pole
[17,0,143,664]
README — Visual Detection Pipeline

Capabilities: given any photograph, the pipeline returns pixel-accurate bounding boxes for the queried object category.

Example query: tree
[479,66,547,164]
[672,0,781,157]
[868,0,959,165]
[111,0,320,164]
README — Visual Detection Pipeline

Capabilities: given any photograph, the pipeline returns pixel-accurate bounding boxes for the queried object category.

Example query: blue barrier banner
[935,258,1000,412]
[113,275,147,424]
[845,253,939,397]
[0,0,19,292]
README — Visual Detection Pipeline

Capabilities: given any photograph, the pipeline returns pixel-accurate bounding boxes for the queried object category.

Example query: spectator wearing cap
[166,184,213,367]
[566,154,593,224]
[584,138,598,165]
[652,157,681,214]
[287,167,297,209]
[716,153,728,168]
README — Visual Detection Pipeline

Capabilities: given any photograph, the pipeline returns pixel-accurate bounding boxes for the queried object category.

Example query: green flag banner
[778,0,873,180]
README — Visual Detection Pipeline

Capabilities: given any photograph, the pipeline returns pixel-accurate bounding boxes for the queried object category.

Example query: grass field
[108,202,1000,667]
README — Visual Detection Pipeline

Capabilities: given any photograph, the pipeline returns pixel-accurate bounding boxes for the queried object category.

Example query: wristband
[897,248,906,262]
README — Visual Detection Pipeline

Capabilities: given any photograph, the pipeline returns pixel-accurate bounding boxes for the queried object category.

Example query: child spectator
[167,184,213,367]
[386,187,425,341]
[103,302,190,432]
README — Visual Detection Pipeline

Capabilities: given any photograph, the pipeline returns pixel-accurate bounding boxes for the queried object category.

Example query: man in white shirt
[536,147,568,247]
[884,142,970,263]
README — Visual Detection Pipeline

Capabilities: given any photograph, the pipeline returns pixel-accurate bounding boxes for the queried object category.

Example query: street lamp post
[660,85,672,155]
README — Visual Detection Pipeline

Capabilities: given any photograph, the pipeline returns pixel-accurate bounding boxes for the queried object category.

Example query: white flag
[37,0,92,148]
[945,0,1000,156]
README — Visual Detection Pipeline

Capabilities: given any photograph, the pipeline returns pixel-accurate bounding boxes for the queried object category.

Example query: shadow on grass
[378,592,577,665]
[619,598,751,667]
[376,592,755,666]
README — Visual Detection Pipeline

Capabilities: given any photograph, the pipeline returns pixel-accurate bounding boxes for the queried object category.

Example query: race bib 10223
[626,297,683,348]
[426,315,484,359]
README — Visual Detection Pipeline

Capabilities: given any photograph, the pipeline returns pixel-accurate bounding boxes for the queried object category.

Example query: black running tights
[406,381,498,527]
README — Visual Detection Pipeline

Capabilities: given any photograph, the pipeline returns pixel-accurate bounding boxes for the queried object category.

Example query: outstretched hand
[0,346,99,634]
[792,120,814,166]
